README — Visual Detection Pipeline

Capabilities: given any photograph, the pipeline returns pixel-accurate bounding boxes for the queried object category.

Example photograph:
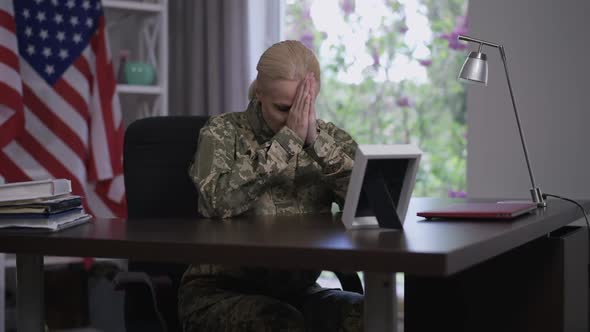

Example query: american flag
[0,0,126,218]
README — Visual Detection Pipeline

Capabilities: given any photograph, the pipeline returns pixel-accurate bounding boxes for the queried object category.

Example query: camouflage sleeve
[303,120,357,208]
[189,117,304,218]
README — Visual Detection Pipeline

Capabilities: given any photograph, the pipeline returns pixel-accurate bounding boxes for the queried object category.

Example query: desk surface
[0,198,587,276]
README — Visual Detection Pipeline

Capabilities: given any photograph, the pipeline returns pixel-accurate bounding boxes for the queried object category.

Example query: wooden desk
[0,198,588,332]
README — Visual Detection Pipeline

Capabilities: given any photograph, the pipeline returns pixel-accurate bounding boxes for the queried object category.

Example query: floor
[6,268,405,332]
[4,260,125,332]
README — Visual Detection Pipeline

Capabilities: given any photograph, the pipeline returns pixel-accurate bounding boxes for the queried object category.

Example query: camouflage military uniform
[179,99,362,331]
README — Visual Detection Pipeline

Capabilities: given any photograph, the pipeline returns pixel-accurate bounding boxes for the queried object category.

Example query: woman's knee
[234,295,306,331]
[182,294,305,332]
[301,290,364,332]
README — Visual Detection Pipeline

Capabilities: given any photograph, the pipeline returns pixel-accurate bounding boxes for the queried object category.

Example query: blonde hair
[248,40,321,100]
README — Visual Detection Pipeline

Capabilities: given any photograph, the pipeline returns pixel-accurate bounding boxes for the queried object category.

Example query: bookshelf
[102,0,164,12]
[116,84,163,95]
[3,255,84,268]
[103,0,169,120]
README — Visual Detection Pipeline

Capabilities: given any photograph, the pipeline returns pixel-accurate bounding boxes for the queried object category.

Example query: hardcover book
[0,195,82,215]
[0,179,72,202]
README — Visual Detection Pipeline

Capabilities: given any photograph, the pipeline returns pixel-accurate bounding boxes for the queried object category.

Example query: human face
[256,79,299,133]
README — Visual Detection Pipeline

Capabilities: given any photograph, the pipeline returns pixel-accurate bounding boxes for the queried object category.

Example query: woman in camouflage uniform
[179,40,363,332]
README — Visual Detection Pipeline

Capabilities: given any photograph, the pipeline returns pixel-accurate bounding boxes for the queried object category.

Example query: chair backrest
[123,116,209,332]
[124,116,209,219]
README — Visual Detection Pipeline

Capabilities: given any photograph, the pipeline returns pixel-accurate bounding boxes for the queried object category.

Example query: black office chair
[115,116,207,332]
[115,116,363,332]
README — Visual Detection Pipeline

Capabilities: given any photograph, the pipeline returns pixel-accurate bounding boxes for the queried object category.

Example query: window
[284,0,469,198]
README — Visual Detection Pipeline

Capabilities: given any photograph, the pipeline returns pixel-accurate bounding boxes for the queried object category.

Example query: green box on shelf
[124,62,156,85]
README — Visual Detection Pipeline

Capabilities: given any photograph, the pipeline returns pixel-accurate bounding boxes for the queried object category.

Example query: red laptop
[417,201,537,220]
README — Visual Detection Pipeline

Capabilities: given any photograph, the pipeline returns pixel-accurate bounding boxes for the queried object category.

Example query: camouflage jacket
[182,99,357,297]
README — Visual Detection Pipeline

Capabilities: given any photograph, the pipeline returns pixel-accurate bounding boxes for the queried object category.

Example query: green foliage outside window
[284,0,469,197]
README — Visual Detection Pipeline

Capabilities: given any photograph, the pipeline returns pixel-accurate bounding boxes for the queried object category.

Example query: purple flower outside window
[300,33,315,50]
[439,14,469,50]
[448,38,468,50]
[418,59,432,67]
[369,46,380,68]
[340,0,355,16]
[396,96,411,108]
[448,190,467,198]
[455,15,469,35]
[303,6,311,19]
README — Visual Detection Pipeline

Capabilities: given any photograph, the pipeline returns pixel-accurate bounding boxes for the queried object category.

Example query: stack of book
[0,179,92,231]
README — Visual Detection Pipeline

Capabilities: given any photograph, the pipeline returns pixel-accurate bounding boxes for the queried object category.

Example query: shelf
[116,84,163,95]
[103,0,164,13]
[4,256,83,268]
[3,256,126,269]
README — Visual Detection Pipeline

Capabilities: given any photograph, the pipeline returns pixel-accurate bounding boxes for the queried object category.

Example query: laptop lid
[417,202,537,220]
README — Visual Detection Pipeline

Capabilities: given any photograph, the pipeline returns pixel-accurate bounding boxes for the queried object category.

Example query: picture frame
[341,144,422,230]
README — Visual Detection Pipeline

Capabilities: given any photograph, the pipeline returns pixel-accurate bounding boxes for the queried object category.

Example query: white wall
[467,0,590,200]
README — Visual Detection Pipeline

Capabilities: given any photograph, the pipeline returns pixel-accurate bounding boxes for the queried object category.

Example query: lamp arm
[458,35,499,48]
[498,46,546,207]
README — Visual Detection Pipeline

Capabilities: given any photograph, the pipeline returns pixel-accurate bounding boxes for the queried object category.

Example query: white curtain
[247,0,284,84]
[169,0,283,116]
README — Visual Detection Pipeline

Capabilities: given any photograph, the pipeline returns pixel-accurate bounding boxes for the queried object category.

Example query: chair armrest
[113,272,175,332]
[334,271,364,295]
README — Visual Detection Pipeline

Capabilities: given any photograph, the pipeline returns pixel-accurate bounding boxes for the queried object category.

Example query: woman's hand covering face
[285,73,314,141]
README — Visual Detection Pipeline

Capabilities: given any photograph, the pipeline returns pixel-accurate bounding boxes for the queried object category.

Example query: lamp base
[531,187,546,207]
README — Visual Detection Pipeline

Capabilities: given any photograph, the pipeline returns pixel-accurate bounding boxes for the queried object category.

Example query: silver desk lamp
[457,34,546,207]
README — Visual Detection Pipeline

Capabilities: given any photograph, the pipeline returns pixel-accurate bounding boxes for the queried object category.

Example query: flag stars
[26,45,35,56]
[45,65,55,76]
[39,29,49,40]
[15,0,100,82]
[36,11,46,23]
[59,49,69,60]
[54,14,63,24]
[42,47,52,58]
[56,31,66,42]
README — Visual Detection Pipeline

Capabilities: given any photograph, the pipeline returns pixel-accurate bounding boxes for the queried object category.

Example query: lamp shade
[458,51,488,85]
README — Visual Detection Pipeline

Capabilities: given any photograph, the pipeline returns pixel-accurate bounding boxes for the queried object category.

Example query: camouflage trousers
[179,276,363,332]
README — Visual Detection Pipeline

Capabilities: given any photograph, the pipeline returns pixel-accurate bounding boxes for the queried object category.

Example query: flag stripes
[0,0,126,218]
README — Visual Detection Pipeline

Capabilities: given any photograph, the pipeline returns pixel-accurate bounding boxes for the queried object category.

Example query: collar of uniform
[246,99,275,144]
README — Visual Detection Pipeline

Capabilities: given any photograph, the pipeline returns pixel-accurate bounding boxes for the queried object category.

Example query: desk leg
[0,253,5,332]
[16,254,44,332]
[364,272,397,332]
